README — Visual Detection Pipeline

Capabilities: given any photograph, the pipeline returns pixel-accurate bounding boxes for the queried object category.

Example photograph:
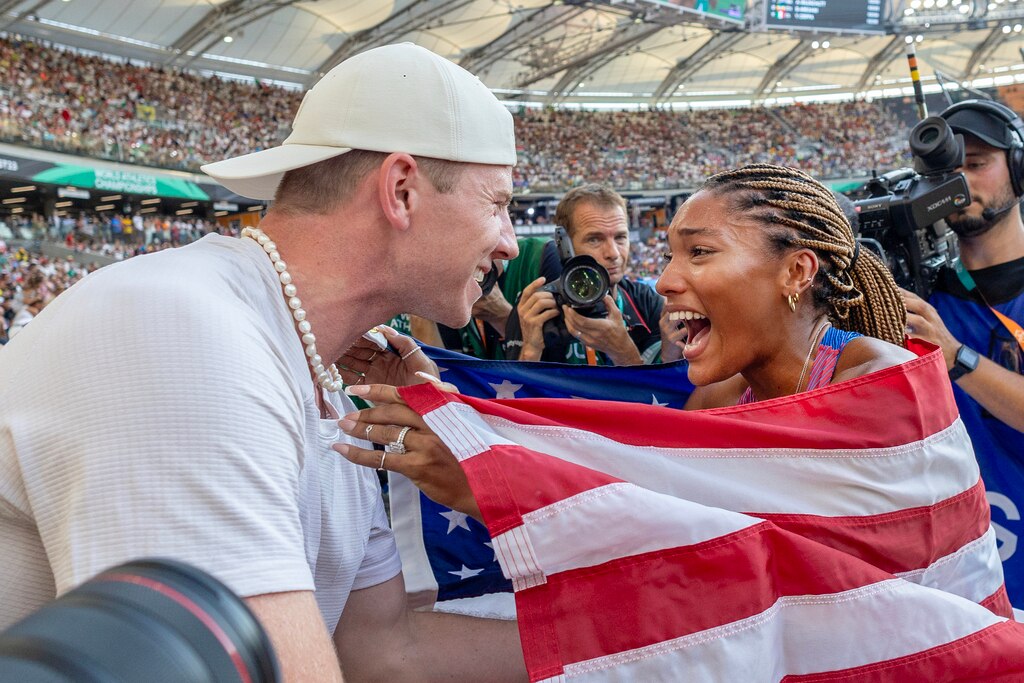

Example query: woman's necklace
[794,318,831,395]
[242,226,342,393]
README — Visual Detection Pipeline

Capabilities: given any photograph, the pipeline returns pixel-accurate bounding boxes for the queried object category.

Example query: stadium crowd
[0,209,230,342]
[0,35,915,192]
[0,36,298,169]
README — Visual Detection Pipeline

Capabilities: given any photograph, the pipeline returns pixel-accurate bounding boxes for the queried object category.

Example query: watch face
[957,345,980,371]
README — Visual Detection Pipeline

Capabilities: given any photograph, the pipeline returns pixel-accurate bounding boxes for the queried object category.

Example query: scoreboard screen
[639,0,745,24]
[766,0,886,34]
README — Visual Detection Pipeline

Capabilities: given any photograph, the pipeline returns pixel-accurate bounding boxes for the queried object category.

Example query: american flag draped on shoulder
[391,346,695,615]
[391,342,1024,680]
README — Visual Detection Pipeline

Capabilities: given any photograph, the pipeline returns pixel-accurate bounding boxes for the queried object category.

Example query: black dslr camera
[852,115,970,298]
[540,226,611,347]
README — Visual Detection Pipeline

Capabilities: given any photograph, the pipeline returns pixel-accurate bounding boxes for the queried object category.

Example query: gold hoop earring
[787,292,799,313]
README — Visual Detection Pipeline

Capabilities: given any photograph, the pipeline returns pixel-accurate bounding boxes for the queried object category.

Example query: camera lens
[0,559,279,683]
[918,127,939,145]
[564,264,607,305]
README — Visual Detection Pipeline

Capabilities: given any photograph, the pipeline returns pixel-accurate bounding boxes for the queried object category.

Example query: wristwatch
[948,345,980,381]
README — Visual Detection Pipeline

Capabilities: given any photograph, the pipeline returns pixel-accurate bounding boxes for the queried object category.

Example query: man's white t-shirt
[0,234,401,631]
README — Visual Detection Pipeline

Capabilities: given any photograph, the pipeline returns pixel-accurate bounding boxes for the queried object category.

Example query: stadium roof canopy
[4,0,1024,108]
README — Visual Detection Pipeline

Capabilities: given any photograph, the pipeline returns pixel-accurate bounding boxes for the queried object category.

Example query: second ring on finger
[363,423,413,447]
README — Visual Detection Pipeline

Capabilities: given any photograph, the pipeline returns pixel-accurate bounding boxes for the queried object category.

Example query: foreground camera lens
[564,265,606,304]
[0,559,279,683]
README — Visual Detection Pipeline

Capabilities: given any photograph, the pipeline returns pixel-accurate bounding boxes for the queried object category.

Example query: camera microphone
[981,198,1021,222]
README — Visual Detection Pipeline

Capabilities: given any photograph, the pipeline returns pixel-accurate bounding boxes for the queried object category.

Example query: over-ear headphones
[940,99,1024,198]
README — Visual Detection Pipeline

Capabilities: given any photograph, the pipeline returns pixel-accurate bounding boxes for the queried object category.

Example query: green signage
[32,164,210,200]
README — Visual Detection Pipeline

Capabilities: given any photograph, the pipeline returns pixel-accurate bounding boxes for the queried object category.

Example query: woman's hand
[334,383,481,521]
[336,325,440,388]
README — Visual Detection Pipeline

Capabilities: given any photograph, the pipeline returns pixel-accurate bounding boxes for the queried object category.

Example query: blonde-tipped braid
[702,164,907,346]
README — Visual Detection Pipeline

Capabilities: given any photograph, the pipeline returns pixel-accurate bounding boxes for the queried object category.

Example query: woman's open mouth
[669,310,710,361]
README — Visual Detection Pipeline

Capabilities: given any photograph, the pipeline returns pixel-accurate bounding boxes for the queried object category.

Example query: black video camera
[540,226,611,348]
[852,115,970,298]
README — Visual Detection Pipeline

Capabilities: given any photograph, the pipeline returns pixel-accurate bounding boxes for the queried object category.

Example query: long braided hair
[701,164,906,346]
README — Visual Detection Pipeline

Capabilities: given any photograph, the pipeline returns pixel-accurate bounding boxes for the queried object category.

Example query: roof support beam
[312,0,477,82]
[517,21,663,90]
[855,35,904,92]
[963,26,1008,80]
[0,0,55,31]
[543,24,664,105]
[651,31,744,103]
[754,38,813,98]
[459,5,585,76]
[166,0,300,66]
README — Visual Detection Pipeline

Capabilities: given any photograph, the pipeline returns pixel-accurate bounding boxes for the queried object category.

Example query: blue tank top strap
[804,327,861,391]
[736,327,862,404]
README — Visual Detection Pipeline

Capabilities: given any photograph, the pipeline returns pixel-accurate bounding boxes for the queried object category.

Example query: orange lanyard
[955,260,1024,353]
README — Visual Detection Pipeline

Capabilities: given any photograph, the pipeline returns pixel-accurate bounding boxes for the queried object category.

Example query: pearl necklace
[242,226,343,393]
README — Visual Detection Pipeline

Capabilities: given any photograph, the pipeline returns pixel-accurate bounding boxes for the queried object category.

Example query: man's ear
[377,153,422,232]
[781,247,819,296]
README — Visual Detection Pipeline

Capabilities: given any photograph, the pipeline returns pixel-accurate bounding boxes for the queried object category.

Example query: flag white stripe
[424,403,515,462]
[492,525,545,588]
[559,580,1005,682]
[506,481,999,608]
[895,526,1004,604]
[465,411,978,516]
[519,482,756,579]
[389,472,438,595]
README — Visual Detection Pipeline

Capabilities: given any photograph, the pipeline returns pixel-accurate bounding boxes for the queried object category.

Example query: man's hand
[563,294,642,366]
[516,276,559,361]
[900,288,961,369]
[472,281,513,337]
[336,325,440,387]
[901,288,1024,432]
[659,309,687,363]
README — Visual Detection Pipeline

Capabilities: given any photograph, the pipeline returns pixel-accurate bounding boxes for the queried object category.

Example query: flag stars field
[448,565,486,580]
[489,379,524,398]
[440,509,472,534]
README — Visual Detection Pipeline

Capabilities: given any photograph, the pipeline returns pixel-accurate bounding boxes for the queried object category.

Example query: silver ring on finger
[401,346,422,361]
[377,451,387,471]
[365,424,373,439]
[385,425,411,454]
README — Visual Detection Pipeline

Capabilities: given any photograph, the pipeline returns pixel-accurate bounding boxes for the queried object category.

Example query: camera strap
[575,289,628,366]
[954,259,1024,353]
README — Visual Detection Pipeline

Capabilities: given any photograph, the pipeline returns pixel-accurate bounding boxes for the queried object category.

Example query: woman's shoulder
[832,334,916,384]
[684,373,748,410]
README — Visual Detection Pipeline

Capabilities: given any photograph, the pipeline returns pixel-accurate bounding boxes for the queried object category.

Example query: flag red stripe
[513,521,888,671]
[753,478,990,575]
[466,445,989,577]
[781,620,1024,682]
[466,444,622,536]
[981,585,1015,618]
[402,344,957,451]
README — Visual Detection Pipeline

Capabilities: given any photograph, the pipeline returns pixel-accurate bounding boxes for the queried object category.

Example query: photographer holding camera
[504,184,670,365]
[900,99,1024,611]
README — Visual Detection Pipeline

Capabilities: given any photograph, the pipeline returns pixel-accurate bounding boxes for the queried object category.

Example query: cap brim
[944,109,1011,150]
[201,144,353,200]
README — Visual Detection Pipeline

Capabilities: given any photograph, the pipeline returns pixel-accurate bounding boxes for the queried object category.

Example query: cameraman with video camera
[900,100,1024,612]
[504,184,669,365]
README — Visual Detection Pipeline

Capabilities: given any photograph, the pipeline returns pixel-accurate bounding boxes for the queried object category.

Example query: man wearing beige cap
[0,43,524,680]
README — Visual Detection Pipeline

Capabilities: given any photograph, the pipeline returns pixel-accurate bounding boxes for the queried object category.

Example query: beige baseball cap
[201,43,517,200]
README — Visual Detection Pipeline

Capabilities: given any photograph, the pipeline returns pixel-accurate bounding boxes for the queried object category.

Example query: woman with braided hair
[663,163,917,408]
